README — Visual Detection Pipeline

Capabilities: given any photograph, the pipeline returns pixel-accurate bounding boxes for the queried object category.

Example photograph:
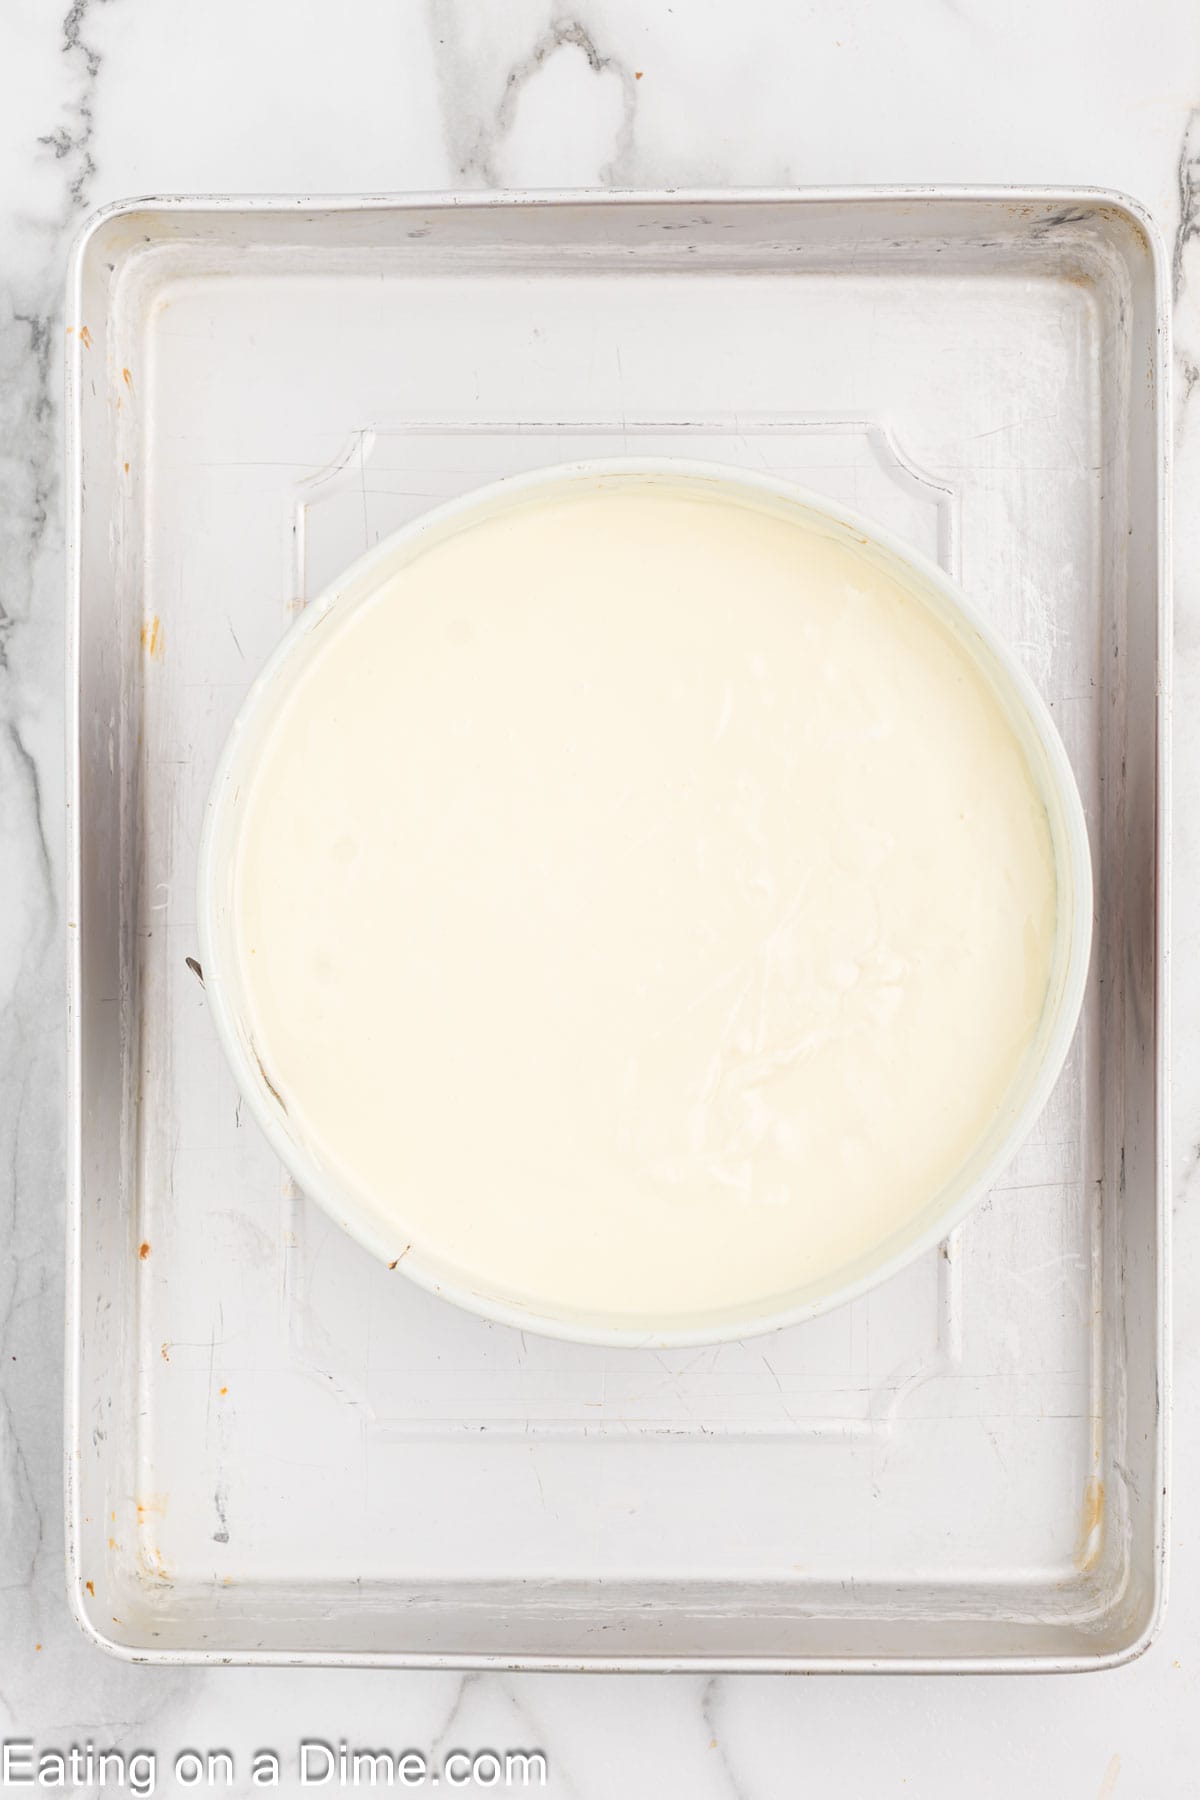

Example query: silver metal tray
[66,188,1170,1670]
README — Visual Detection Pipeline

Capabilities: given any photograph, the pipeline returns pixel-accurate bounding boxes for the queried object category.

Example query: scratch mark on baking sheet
[205,1307,223,1442]
[651,1351,702,1420]
[358,429,370,549]
[1113,1455,1141,1502]
[1001,1249,1087,1301]
[615,341,627,443]
[759,1354,784,1396]
[528,1448,547,1512]
[253,1046,287,1113]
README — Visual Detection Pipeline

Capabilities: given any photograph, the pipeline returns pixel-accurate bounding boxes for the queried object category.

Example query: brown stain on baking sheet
[185,955,204,986]
[387,1245,413,1270]
[122,367,133,388]
[140,1545,172,1584]
[138,1240,151,1260]
[85,1580,95,1597]
[140,616,164,659]
[1073,1476,1105,1573]
[78,324,92,349]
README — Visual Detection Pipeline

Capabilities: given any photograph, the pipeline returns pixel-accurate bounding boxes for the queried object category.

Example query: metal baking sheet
[65,188,1170,1670]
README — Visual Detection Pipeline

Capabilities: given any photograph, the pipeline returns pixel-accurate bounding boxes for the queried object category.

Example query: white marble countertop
[2,1,1198,1793]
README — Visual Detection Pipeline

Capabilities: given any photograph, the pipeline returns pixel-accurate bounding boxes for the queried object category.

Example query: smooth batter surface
[233,487,1057,1324]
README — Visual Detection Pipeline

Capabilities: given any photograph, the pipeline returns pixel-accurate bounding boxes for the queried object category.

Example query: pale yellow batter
[232,485,1057,1325]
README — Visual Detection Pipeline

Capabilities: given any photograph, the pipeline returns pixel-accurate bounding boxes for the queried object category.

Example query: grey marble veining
[1,0,1200,1792]
[433,10,642,185]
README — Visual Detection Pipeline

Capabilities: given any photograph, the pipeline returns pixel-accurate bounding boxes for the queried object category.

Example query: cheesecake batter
[232,484,1057,1326]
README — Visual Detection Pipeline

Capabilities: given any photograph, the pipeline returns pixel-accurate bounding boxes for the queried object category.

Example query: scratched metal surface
[65,191,1169,1669]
